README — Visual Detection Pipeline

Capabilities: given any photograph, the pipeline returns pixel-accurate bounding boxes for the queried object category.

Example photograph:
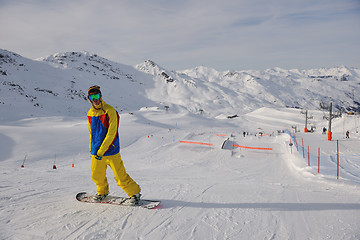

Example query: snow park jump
[179,140,213,146]
[232,144,273,151]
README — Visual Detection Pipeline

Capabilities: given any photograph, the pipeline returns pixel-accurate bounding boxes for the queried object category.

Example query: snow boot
[92,193,108,202]
[123,193,141,206]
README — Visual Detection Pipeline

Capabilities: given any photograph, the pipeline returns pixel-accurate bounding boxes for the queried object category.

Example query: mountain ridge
[0,48,359,121]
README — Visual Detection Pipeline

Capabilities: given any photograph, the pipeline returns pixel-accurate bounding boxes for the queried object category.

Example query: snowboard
[76,192,161,209]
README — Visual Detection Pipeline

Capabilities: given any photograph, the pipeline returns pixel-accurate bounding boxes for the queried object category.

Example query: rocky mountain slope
[0,48,359,121]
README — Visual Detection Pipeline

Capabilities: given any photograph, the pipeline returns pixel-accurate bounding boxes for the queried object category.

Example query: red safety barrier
[179,141,213,146]
[232,144,272,150]
[328,131,332,141]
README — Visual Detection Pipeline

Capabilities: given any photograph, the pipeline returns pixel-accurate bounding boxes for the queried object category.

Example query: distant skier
[322,127,327,134]
[346,130,350,139]
[87,85,141,205]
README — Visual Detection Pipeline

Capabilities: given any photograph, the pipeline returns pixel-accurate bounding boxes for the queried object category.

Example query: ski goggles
[88,93,101,101]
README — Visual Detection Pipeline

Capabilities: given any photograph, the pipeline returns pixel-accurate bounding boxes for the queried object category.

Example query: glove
[94,154,103,160]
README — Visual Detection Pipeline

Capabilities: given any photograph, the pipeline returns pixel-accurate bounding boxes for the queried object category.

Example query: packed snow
[1,49,360,239]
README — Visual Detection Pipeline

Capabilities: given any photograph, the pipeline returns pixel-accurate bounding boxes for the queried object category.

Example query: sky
[0,0,359,71]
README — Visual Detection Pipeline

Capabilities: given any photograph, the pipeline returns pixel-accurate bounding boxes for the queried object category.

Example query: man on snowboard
[87,85,141,205]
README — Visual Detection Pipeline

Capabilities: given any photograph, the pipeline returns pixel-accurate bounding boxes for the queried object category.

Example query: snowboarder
[87,85,141,205]
[346,130,350,139]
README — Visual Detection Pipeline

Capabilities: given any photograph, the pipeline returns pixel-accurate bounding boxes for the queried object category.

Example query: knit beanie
[88,85,101,95]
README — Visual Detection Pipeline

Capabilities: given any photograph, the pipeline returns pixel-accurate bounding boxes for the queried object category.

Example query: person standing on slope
[87,85,141,205]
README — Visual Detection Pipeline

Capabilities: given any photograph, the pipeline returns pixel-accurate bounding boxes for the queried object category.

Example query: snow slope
[1,49,360,239]
[1,107,360,239]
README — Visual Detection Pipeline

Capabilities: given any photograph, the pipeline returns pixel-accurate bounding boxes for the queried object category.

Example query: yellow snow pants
[90,153,141,197]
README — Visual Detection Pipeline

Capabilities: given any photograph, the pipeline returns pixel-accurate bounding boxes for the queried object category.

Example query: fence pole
[21,154,27,168]
[302,138,305,158]
[308,145,310,166]
[318,147,320,173]
[337,140,339,179]
[293,131,298,151]
[53,154,57,170]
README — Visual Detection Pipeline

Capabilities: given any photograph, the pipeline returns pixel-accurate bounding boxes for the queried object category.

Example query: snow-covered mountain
[1,48,360,239]
[0,48,359,121]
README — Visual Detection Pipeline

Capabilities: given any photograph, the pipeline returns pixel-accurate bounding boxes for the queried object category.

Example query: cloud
[0,0,359,71]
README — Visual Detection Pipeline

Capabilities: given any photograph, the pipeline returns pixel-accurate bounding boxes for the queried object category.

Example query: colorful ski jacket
[87,100,120,157]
